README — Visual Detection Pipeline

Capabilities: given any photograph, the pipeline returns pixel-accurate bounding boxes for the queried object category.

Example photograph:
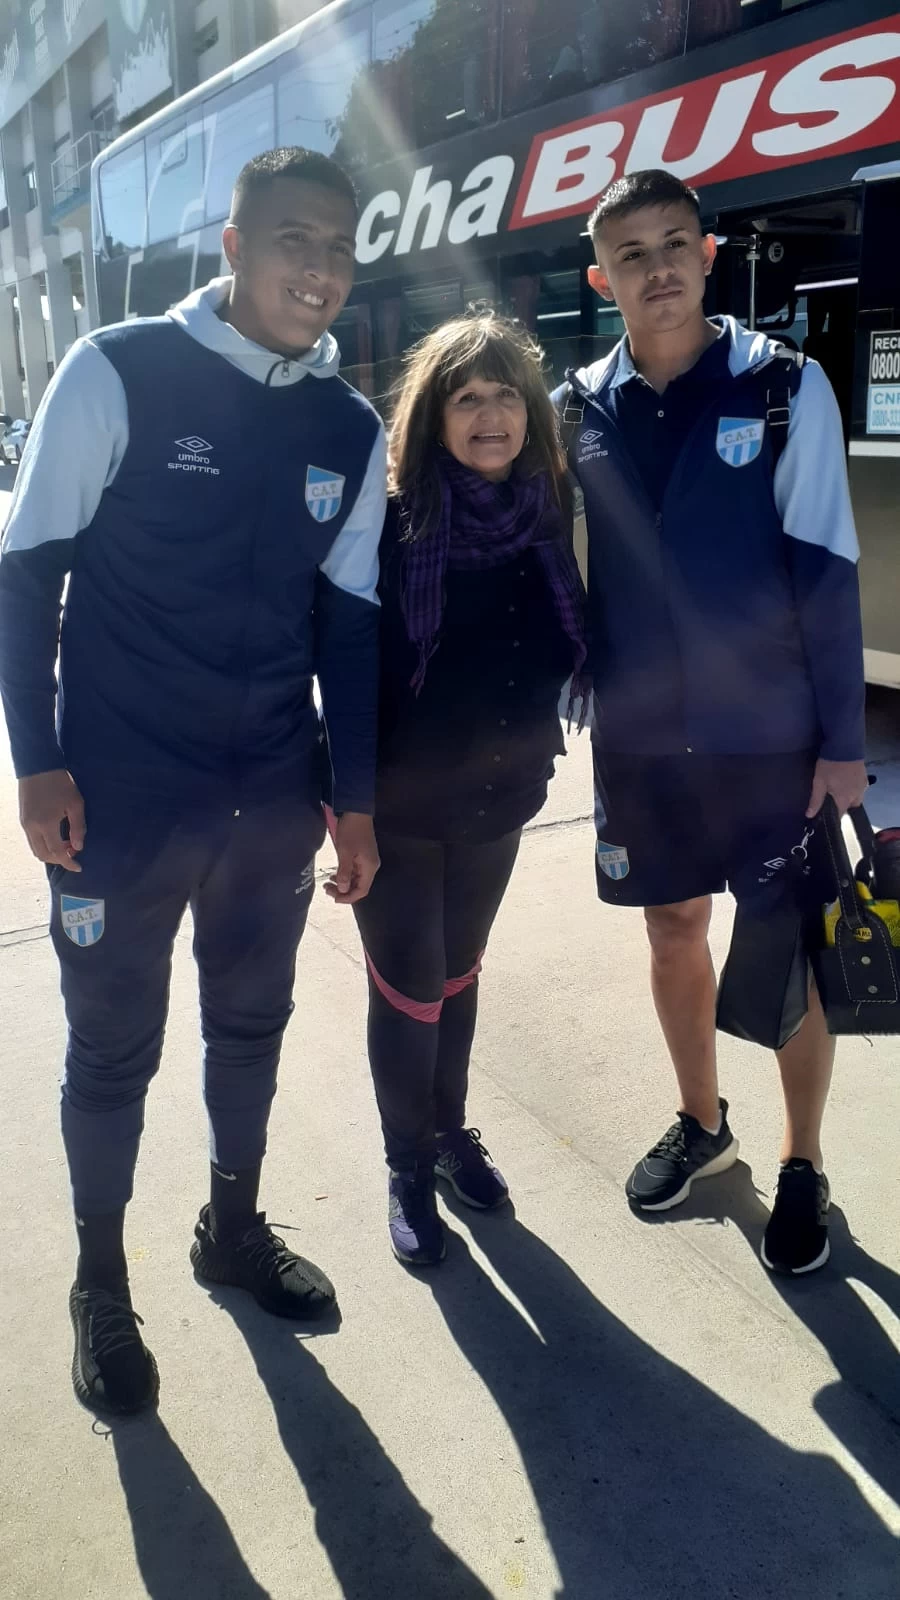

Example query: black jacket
[373,499,573,843]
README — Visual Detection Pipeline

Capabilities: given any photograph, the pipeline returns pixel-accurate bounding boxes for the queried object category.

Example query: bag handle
[820,796,865,931]
[848,802,877,881]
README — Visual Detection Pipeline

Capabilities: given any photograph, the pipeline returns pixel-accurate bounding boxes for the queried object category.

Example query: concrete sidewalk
[1,730,900,1599]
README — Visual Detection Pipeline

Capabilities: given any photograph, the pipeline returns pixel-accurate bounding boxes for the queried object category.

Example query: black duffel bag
[810,798,900,1036]
[716,844,812,1052]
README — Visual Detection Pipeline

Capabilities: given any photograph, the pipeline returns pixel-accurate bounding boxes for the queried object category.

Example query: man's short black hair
[229,147,358,228]
[588,169,701,250]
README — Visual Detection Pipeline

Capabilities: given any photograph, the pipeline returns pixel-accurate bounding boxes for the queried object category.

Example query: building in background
[0,0,321,416]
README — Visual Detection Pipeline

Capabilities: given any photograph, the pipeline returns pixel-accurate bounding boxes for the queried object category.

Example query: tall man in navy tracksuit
[0,148,386,1413]
[557,170,867,1276]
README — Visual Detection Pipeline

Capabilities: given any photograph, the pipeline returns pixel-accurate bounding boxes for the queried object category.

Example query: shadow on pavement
[659,1160,900,1507]
[109,1411,273,1600]
[431,1191,900,1599]
[200,1284,494,1600]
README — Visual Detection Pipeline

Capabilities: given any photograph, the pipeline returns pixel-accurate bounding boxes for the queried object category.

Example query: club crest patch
[716,418,764,468]
[305,466,345,523]
[596,841,629,881]
[60,896,105,946]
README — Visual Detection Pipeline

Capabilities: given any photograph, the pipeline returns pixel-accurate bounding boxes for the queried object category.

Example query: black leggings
[352,829,522,1169]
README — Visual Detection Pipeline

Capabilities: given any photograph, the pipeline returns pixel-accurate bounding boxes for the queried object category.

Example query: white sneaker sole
[760,1187,831,1275]
[760,1234,830,1275]
[630,1137,739,1212]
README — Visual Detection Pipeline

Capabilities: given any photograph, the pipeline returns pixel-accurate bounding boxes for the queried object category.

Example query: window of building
[91,98,117,143]
[277,18,371,162]
[98,140,147,255]
[23,166,39,212]
[146,115,205,244]
[204,77,275,223]
[195,18,219,55]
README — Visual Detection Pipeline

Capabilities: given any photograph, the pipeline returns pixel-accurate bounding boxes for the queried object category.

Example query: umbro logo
[175,436,213,455]
[168,434,220,476]
[581,429,603,445]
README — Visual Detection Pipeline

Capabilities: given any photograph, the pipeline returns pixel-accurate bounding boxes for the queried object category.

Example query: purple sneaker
[388,1168,446,1266]
[435,1128,510,1210]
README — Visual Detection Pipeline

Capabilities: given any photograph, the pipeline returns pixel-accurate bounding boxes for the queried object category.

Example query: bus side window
[146,117,205,245]
[98,140,147,257]
[278,19,371,165]
[370,0,499,151]
[204,79,275,225]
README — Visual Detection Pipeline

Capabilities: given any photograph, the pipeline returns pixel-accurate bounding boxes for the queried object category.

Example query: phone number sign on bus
[867,333,900,434]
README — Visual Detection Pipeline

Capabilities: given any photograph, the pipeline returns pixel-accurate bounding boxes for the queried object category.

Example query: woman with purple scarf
[353,310,588,1267]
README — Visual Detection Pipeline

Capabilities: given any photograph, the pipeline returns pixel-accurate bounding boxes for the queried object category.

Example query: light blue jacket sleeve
[774,360,866,763]
[318,420,386,604]
[0,340,128,776]
[2,339,128,553]
[314,423,387,814]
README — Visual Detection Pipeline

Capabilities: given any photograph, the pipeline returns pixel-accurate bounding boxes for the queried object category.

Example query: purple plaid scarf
[401,452,588,714]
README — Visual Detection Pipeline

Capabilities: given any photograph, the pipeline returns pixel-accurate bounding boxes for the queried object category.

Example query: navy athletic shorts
[592,747,817,908]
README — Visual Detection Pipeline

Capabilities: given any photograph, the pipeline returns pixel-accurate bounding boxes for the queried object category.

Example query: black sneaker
[388,1168,446,1266]
[435,1128,510,1210]
[761,1161,831,1275]
[626,1099,738,1211]
[190,1206,336,1319]
[69,1279,160,1416]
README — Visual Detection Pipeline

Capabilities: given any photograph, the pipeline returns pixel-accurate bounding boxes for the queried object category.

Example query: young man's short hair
[588,169,701,252]
[230,147,358,229]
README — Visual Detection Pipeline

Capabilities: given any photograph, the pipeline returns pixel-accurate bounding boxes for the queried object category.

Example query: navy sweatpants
[48,796,325,1215]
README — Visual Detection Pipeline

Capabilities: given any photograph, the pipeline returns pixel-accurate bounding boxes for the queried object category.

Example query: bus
[91,0,900,688]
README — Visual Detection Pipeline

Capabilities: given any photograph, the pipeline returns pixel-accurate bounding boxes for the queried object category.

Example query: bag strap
[760,349,805,471]
[820,796,865,931]
[848,802,878,888]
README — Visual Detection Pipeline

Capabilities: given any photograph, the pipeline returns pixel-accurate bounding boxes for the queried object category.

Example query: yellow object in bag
[823,881,900,948]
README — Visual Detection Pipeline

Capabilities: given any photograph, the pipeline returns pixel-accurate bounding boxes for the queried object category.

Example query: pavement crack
[0,923,48,947]
[524,812,593,837]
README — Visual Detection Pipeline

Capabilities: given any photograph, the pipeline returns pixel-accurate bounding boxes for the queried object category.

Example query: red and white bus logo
[357,14,900,264]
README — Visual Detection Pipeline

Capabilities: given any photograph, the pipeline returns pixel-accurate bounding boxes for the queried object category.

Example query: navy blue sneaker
[388,1169,446,1266]
[435,1128,510,1210]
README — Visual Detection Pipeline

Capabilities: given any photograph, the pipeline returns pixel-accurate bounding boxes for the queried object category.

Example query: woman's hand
[325,812,380,904]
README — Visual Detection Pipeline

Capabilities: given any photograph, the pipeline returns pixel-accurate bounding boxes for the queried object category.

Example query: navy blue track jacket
[555,317,865,762]
[0,278,387,814]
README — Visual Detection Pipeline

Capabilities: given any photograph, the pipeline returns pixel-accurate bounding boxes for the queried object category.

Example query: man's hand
[806,757,869,820]
[18,769,86,871]
[325,812,380,905]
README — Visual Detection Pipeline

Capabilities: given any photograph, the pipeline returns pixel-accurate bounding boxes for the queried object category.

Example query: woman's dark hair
[388,309,567,537]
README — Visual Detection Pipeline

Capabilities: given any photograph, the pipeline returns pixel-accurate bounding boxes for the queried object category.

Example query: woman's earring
[525,431,531,445]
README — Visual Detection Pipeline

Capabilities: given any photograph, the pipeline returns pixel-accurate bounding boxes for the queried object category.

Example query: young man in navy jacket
[0,148,386,1412]
[556,169,867,1277]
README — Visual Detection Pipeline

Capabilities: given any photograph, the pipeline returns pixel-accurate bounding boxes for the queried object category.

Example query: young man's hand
[18,769,86,870]
[325,812,380,904]
[806,758,869,819]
